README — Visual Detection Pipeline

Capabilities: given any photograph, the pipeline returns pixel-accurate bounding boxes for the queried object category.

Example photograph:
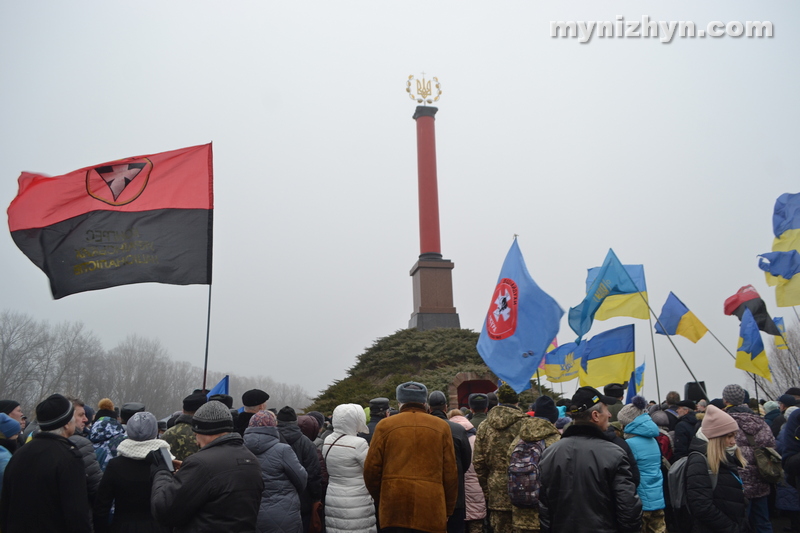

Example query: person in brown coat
[364,381,459,533]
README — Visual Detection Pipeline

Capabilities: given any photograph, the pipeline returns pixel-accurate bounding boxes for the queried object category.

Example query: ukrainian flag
[736,308,772,381]
[586,264,649,321]
[654,292,708,343]
[761,193,800,307]
[544,342,583,383]
[774,316,788,350]
[578,324,635,388]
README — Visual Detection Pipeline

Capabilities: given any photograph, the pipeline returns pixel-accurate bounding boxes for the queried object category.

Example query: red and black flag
[723,285,780,335]
[7,144,213,299]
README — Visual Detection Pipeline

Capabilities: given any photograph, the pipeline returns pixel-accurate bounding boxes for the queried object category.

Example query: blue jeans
[747,495,773,533]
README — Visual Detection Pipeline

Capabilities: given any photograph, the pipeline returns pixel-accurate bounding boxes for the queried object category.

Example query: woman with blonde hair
[685,404,748,533]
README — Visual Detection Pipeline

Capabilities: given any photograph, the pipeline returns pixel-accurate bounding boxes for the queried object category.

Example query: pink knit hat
[701,404,738,439]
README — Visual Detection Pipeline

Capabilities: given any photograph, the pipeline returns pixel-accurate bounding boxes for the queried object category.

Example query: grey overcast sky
[1,1,798,403]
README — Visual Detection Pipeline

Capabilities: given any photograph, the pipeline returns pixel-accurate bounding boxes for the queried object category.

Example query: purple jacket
[729,406,775,499]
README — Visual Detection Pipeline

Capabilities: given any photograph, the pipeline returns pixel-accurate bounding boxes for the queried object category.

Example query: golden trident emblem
[406,74,442,105]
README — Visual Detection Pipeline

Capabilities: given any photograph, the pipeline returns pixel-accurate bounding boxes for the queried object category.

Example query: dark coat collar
[562,422,607,440]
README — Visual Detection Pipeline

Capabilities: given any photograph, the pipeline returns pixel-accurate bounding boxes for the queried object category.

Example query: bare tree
[750,327,800,399]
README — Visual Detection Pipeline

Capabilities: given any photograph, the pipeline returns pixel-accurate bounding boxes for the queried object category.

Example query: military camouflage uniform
[474,405,535,533]
[507,417,561,533]
[161,414,199,461]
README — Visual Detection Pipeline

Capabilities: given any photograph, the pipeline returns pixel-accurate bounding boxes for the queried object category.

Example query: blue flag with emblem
[477,240,564,393]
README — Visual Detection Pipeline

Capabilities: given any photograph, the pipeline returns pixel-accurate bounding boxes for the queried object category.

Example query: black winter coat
[685,438,746,533]
[151,432,264,533]
[431,409,473,510]
[278,422,322,512]
[0,432,93,533]
[540,423,642,533]
[673,412,700,461]
[604,426,641,488]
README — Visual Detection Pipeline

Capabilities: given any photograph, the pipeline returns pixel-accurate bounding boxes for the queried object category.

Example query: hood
[689,434,709,454]
[728,411,763,436]
[278,423,302,444]
[331,403,369,436]
[518,416,560,443]
[297,415,319,441]
[89,417,124,444]
[244,426,281,455]
[624,413,660,438]
[487,405,528,431]
[449,415,474,432]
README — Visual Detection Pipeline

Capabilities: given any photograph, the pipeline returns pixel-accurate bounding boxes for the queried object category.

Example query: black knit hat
[277,406,297,423]
[242,389,270,407]
[192,400,233,435]
[183,393,208,413]
[533,396,558,424]
[0,400,20,415]
[37,394,74,431]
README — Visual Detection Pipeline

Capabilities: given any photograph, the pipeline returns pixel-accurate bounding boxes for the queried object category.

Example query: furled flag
[569,249,640,341]
[758,251,800,307]
[207,375,229,398]
[578,324,636,388]
[724,285,781,335]
[736,308,772,381]
[7,144,213,299]
[544,342,584,383]
[625,361,646,404]
[654,292,708,343]
[477,240,564,393]
[585,264,648,321]
[774,317,788,350]
[759,193,800,307]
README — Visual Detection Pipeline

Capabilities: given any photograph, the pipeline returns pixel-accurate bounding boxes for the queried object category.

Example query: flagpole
[536,370,543,396]
[631,289,709,399]
[705,327,761,388]
[793,307,800,323]
[202,284,213,391]
[646,313,662,405]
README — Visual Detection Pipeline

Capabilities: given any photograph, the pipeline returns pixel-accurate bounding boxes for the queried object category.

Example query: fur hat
[603,383,626,399]
[702,404,739,439]
[496,384,519,404]
[94,398,117,421]
[183,393,208,413]
[533,396,558,424]
[37,394,74,431]
[617,396,647,427]
[192,400,233,435]
[0,413,20,439]
[396,382,428,405]
[722,384,746,407]
[126,412,158,441]
[242,389,269,407]
[468,393,489,411]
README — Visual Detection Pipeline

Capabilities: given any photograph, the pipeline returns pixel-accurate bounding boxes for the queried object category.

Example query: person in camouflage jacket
[160,393,207,462]
[508,398,561,533]
[473,384,535,533]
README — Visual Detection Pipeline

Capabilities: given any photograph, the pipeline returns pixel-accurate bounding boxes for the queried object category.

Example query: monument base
[408,257,460,331]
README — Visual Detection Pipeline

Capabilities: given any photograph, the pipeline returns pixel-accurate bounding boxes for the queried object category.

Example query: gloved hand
[147,449,172,478]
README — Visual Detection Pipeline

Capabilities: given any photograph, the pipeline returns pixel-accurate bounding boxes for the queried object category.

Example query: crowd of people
[2,380,800,533]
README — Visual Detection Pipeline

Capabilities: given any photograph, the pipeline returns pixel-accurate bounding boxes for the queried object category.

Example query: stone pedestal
[408,258,460,330]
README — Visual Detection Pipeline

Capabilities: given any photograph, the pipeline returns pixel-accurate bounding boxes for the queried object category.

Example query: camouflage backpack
[507,439,546,508]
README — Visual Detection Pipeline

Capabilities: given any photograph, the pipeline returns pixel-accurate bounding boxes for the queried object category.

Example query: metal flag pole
[704,327,760,391]
[202,284,213,391]
[536,369,543,396]
[646,313,662,405]
[793,307,800,323]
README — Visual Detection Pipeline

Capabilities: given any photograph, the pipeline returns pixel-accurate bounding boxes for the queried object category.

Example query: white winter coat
[322,404,377,533]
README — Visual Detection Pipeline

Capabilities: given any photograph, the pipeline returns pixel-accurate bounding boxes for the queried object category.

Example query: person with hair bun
[685,404,747,532]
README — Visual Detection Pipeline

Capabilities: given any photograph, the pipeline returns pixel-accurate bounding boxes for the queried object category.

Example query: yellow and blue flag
[586,264,648,321]
[654,292,708,343]
[625,361,646,403]
[774,316,788,350]
[760,193,800,307]
[569,249,640,341]
[736,308,772,381]
[544,342,584,383]
[578,324,636,388]
[477,240,564,393]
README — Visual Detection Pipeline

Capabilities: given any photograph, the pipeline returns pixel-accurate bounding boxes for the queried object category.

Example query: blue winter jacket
[624,413,665,511]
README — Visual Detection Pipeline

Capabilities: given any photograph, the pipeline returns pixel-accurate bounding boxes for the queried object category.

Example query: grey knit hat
[722,384,746,407]
[396,382,428,405]
[192,400,233,435]
[617,396,647,427]
[126,411,158,441]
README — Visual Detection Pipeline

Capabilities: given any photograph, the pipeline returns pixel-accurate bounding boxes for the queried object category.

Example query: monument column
[407,75,460,330]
